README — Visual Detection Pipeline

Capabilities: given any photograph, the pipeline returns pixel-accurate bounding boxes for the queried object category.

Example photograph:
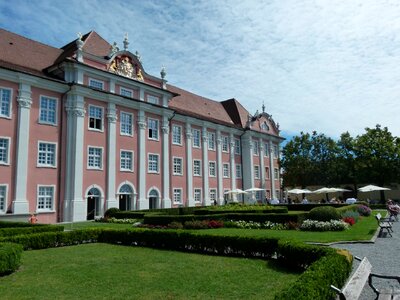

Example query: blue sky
[1,0,399,140]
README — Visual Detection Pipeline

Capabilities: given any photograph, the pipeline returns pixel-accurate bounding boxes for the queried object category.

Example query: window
[194,189,202,203]
[88,147,102,169]
[0,138,10,165]
[234,139,241,155]
[261,122,269,131]
[253,141,259,155]
[236,164,242,178]
[208,132,215,150]
[0,186,6,213]
[264,143,269,156]
[148,118,159,140]
[120,87,133,98]
[89,78,104,90]
[192,129,201,148]
[173,157,183,175]
[147,95,159,105]
[209,161,216,177]
[193,160,201,176]
[120,150,133,171]
[222,136,229,152]
[223,163,229,178]
[273,145,279,158]
[89,105,103,131]
[38,142,56,167]
[0,88,11,118]
[37,186,54,211]
[148,154,159,173]
[172,125,182,145]
[274,168,279,180]
[256,191,262,201]
[254,165,260,179]
[173,189,182,204]
[39,96,57,125]
[209,189,217,203]
[265,167,270,179]
[120,112,133,136]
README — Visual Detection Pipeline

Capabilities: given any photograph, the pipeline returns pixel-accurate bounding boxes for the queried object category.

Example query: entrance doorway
[87,187,101,220]
[149,189,159,209]
[119,184,133,211]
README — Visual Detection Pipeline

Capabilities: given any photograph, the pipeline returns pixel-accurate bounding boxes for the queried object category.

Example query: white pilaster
[162,94,169,107]
[109,80,116,94]
[259,138,266,201]
[106,103,118,210]
[216,130,223,205]
[137,110,147,209]
[241,134,254,203]
[229,133,237,202]
[64,92,86,221]
[161,116,171,208]
[139,88,145,101]
[13,83,32,214]
[185,123,194,207]
[269,141,276,200]
[202,127,210,206]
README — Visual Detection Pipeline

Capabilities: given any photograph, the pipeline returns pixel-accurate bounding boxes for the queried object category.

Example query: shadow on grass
[266,259,302,275]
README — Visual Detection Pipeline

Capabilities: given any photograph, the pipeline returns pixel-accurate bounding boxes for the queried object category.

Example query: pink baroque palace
[0,28,283,224]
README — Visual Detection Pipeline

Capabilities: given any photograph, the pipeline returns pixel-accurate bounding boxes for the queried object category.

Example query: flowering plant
[300,219,349,231]
[343,217,356,226]
[357,205,372,216]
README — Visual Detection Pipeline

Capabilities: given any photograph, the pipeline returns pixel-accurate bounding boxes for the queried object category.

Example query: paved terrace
[331,216,400,299]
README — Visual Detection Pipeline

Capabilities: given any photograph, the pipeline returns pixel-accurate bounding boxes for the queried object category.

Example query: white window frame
[172,125,182,145]
[0,137,10,165]
[236,164,242,178]
[254,165,260,179]
[89,78,104,90]
[148,153,159,173]
[88,105,104,132]
[209,189,217,202]
[173,188,182,204]
[274,168,279,180]
[264,143,269,157]
[120,87,133,98]
[120,111,133,136]
[147,94,160,105]
[208,132,215,150]
[0,185,8,213]
[253,140,259,156]
[194,188,202,203]
[192,129,201,148]
[273,145,279,158]
[0,87,12,119]
[265,167,270,179]
[234,139,241,155]
[87,146,103,170]
[39,95,58,125]
[148,118,159,140]
[120,150,134,172]
[37,141,57,168]
[36,185,55,212]
[193,159,201,176]
[222,136,229,152]
[173,157,183,175]
[223,163,230,178]
[209,161,216,177]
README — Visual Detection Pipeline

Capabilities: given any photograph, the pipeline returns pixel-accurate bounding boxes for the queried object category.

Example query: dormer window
[261,122,269,131]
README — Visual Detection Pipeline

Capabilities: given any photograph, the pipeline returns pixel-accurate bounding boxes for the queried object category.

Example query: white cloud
[1,0,399,139]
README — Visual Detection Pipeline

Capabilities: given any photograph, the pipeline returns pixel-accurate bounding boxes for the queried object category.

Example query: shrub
[342,211,360,223]
[104,207,120,218]
[357,205,372,216]
[308,206,341,222]
[183,220,209,229]
[0,225,64,237]
[0,243,23,276]
[168,222,183,229]
[342,217,355,226]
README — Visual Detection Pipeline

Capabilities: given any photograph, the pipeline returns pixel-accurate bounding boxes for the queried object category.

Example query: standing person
[287,195,292,204]
[28,213,38,224]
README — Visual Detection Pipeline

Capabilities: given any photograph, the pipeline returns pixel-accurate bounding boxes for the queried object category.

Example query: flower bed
[300,219,349,231]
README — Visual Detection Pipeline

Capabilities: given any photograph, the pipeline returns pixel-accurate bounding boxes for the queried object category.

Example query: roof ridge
[0,27,59,50]
[168,84,222,104]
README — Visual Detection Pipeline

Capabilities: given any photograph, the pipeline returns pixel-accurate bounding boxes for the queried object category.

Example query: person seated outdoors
[302,197,308,204]
[387,199,400,219]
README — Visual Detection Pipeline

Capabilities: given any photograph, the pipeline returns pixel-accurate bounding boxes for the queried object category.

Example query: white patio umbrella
[358,185,390,192]
[287,188,312,194]
[244,187,265,192]
[313,187,350,202]
[224,189,248,194]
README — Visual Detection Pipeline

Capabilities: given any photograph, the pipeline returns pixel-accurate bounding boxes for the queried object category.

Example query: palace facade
[0,28,283,223]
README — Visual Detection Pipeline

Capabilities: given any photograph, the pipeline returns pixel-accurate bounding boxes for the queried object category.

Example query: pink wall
[0,80,18,213]
[146,113,162,197]
[170,120,186,205]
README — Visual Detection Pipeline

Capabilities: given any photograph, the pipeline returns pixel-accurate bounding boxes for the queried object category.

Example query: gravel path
[331,217,400,299]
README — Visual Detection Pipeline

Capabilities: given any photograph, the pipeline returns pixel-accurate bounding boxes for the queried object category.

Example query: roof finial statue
[76,32,84,62]
[123,33,129,51]
[160,66,166,80]
[110,42,119,55]
[135,51,141,62]
[262,102,265,113]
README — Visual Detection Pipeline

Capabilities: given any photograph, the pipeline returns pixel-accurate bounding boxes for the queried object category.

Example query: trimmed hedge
[0,242,23,276]
[143,213,307,225]
[0,221,47,228]
[111,211,145,219]
[194,207,288,215]
[277,203,350,211]
[0,225,64,237]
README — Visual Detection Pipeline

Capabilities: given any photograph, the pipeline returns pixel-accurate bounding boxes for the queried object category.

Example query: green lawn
[0,243,300,300]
